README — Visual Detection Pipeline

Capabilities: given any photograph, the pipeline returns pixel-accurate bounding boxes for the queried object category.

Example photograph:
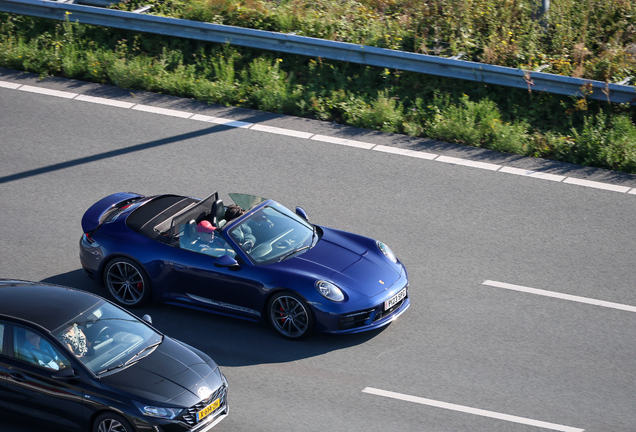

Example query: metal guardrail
[1,0,634,105]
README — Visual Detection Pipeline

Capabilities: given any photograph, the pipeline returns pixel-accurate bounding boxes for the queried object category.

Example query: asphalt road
[2,69,636,432]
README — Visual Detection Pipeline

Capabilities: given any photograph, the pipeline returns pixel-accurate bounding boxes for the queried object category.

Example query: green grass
[1,10,636,173]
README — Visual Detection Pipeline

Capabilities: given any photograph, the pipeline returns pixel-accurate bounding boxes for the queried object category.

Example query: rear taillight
[84,233,95,244]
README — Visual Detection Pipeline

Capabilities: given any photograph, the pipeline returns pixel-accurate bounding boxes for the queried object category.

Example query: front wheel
[104,258,151,307]
[267,292,314,340]
[93,412,133,432]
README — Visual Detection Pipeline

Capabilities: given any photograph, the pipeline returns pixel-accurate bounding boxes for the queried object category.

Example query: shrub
[425,95,530,154]
[571,112,636,171]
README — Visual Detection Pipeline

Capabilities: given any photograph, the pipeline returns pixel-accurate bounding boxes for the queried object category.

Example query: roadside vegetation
[1,0,636,173]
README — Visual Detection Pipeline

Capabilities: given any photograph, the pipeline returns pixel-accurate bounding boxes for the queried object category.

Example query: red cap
[197,220,216,233]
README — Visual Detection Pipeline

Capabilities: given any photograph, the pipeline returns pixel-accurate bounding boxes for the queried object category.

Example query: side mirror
[295,207,308,221]
[52,367,76,380]
[214,254,240,268]
[142,314,153,325]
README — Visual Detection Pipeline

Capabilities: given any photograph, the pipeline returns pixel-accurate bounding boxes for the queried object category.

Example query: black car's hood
[99,337,222,406]
[284,227,401,297]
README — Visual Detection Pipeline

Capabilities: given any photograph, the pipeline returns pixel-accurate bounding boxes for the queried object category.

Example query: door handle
[9,372,27,383]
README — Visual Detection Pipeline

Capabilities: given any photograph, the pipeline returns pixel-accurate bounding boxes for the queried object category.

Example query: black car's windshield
[228,202,315,264]
[53,301,162,375]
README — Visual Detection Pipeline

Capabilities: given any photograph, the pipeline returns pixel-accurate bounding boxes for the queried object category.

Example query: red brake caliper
[136,282,143,292]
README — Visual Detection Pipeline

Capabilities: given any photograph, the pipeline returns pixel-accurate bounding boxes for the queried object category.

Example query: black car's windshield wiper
[97,363,126,375]
[124,340,162,366]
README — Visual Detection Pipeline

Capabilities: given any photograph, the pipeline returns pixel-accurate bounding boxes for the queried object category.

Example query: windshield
[53,301,162,375]
[229,202,315,264]
[228,193,267,211]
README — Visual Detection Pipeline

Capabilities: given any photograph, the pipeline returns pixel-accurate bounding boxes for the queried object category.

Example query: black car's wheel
[267,292,314,339]
[93,412,133,432]
[104,258,151,307]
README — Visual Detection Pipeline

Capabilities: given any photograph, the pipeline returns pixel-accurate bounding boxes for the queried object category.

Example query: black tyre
[93,412,133,432]
[103,258,151,307]
[267,292,314,339]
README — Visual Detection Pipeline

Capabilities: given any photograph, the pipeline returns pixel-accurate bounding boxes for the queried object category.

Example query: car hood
[289,227,401,297]
[99,337,222,407]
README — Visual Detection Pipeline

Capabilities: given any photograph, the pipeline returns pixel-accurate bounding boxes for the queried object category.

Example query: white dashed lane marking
[362,387,585,432]
[3,79,635,195]
[483,280,636,313]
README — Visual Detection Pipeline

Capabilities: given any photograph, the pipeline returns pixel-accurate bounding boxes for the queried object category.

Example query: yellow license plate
[197,398,220,422]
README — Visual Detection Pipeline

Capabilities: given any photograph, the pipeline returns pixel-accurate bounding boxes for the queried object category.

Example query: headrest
[211,199,226,227]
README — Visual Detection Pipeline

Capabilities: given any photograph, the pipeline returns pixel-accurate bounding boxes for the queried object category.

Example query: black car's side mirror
[295,207,308,221]
[52,367,77,380]
[142,314,153,325]
[214,255,240,268]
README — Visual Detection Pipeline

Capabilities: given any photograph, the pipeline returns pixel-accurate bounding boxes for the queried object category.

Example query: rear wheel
[267,292,314,340]
[93,412,133,432]
[104,258,151,307]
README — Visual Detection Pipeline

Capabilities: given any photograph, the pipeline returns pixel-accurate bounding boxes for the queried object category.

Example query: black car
[0,279,228,432]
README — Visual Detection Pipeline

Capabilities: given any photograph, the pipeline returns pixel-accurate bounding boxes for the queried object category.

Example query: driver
[225,205,257,251]
[21,331,63,370]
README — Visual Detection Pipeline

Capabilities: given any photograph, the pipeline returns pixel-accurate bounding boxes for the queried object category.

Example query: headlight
[377,241,398,264]
[133,401,184,419]
[315,281,345,302]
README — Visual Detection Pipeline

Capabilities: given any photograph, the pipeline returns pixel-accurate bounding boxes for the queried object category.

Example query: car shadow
[42,270,388,367]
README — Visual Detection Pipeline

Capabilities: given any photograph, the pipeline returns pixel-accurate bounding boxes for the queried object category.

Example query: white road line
[75,94,136,109]
[132,104,194,118]
[190,114,253,128]
[1,78,635,195]
[436,155,502,171]
[362,387,584,432]
[250,123,314,139]
[562,177,632,193]
[310,134,376,149]
[483,280,636,313]
[0,81,21,89]
[499,166,566,182]
[373,144,438,160]
[19,85,77,99]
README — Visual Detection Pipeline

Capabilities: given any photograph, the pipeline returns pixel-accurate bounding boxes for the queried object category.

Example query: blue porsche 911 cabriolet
[80,192,410,339]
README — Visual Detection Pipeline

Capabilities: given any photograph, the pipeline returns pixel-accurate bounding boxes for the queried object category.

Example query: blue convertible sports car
[80,192,410,339]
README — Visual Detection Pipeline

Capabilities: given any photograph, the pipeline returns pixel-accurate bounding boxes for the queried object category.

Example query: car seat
[179,220,198,249]
[210,200,226,228]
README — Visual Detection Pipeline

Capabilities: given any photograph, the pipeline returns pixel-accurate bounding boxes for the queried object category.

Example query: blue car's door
[168,247,264,321]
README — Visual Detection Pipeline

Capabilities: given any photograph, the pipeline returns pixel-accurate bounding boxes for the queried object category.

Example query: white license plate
[385,288,407,310]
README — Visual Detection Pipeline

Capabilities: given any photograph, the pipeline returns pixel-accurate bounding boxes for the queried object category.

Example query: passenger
[195,221,221,253]
[61,323,89,358]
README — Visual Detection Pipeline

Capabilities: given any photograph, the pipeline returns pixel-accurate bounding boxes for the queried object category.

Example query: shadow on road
[42,270,386,368]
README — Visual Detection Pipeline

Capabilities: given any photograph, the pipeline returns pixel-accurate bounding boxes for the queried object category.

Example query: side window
[13,327,71,370]
[0,323,4,355]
